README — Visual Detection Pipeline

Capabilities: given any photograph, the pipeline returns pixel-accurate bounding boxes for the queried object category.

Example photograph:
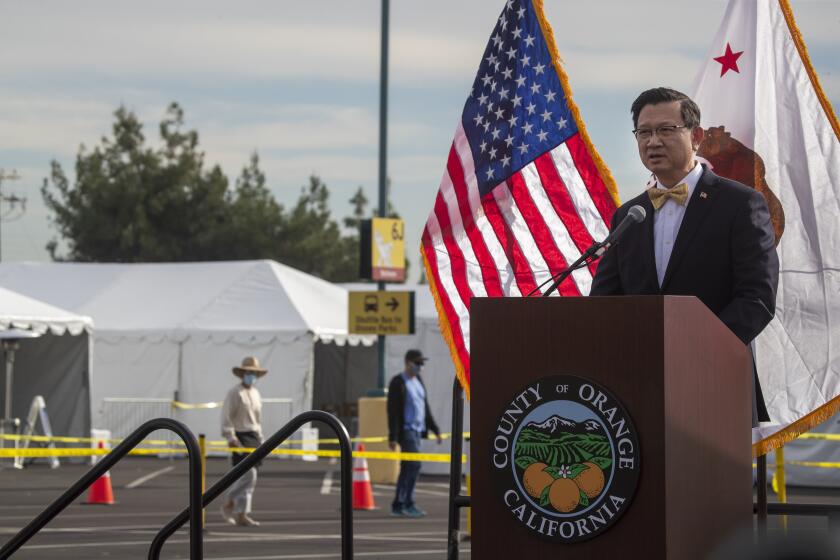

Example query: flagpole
[376,0,389,393]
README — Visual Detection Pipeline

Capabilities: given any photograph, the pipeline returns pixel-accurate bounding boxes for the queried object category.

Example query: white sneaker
[220,503,236,525]
[236,513,260,527]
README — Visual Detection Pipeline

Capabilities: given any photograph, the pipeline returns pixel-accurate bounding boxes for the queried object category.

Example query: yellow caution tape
[313,432,471,445]
[215,446,462,463]
[787,460,840,468]
[1,431,472,447]
[753,460,840,470]
[0,448,183,458]
[171,401,222,410]
[0,446,464,463]
[795,432,840,441]
[1,434,99,444]
[0,434,183,446]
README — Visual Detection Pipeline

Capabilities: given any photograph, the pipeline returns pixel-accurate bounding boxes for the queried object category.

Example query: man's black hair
[631,87,701,129]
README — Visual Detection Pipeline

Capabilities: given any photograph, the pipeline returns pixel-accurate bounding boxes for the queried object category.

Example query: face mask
[409,362,422,374]
[242,373,257,386]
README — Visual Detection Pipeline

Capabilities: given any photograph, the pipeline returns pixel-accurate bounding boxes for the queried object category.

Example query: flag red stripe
[421,230,471,384]
[565,134,618,226]
[533,152,599,276]
[433,193,473,308]
[506,171,581,296]
[446,146,505,297]
[480,186,539,296]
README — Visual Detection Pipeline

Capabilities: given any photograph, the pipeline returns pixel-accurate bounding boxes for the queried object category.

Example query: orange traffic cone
[85,441,115,505]
[352,443,376,510]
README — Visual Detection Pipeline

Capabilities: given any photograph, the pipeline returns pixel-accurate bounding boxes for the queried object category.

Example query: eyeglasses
[632,125,689,142]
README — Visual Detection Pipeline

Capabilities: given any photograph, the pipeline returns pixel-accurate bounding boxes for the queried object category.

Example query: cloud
[560,49,702,91]
[0,93,116,155]
[201,105,378,152]
[0,2,479,87]
[1,0,837,272]
[1,1,835,97]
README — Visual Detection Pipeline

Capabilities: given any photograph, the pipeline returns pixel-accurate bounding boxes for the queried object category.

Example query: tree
[42,103,280,262]
[220,153,286,260]
[276,175,359,281]
[343,186,369,231]
[42,102,406,283]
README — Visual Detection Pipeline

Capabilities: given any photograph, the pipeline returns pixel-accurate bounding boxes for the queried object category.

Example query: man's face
[635,101,703,184]
[406,360,423,376]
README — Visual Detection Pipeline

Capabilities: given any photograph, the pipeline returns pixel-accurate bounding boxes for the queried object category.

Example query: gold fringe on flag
[754,395,840,458]
[421,248,471,400]
[532,0,622,208]
[778,0,840,142]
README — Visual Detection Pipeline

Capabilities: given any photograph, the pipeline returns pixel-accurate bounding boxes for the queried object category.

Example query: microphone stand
[532,204,645,297]
[525,241,604,298]
[542,243,602,297]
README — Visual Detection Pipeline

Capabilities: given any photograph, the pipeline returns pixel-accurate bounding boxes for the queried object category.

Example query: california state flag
[691,0,840,456]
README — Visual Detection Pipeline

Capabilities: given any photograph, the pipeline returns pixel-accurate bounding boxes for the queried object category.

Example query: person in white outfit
[220,356,265,527]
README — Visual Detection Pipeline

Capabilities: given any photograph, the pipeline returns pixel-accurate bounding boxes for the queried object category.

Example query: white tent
[0,261,368,441]
[0,286,93,437]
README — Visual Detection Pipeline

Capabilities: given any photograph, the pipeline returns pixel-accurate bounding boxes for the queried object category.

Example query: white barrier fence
[100,398,174,445]
[98,397,305,458]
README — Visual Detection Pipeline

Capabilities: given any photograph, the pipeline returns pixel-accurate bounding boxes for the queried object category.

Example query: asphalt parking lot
[5,456,840,559]
[0,457,471,559]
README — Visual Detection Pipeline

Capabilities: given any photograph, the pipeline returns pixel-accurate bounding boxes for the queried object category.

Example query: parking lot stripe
[209,549,470,559]
[319,470,333,495]
[125,466,175,489]
[12,530,459,551]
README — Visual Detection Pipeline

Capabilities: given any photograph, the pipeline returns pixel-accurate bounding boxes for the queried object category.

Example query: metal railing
[148,410,354,560]
[754,452,840,534]
[0,418,203,560]
[447,378,470,560]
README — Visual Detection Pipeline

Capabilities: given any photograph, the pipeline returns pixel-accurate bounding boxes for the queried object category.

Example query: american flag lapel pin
[699,191,708,199]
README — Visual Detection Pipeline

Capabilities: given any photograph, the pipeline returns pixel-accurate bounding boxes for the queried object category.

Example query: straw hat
[232,356,268,378]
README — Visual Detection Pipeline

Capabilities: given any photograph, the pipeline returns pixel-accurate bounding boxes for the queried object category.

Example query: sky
[0,0,837,281]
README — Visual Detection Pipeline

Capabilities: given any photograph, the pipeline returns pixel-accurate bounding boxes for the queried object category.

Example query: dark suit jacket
[387,373,441,444]
[590,166,779,419]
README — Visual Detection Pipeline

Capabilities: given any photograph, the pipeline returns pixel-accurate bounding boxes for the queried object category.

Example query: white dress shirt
[653,162,703,287]
[221,383,263,440]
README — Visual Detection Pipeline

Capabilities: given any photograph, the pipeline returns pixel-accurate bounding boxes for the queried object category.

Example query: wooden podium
[470,296,753,559]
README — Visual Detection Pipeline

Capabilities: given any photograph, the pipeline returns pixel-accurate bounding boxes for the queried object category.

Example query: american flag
[420,0,619,397]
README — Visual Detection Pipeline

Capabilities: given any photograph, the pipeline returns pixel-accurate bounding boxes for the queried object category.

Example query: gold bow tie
[647,183,688,210]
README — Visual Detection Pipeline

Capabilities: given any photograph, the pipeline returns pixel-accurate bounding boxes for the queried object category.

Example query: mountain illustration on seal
[524,415,603,434]
[515,413,613,515]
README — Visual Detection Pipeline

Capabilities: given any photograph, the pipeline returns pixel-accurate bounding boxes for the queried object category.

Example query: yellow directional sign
[359,218,406,282]
[371,218,405,281]
[348,291,415,335]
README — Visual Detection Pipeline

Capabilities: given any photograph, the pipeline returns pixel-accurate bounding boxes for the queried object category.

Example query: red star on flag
[713,42,744,77]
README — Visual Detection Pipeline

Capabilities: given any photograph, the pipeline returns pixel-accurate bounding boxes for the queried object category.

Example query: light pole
[376,0,390,393]
[0,168,25,262]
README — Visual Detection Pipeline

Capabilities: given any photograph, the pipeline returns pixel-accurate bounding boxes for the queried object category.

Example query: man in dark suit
[590,87,779,423]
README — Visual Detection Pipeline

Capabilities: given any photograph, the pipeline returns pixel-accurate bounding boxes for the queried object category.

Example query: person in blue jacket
[387,349,442,518]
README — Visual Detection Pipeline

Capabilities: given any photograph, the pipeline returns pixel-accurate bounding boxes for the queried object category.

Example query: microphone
[539,205,646,297]
[595,205,646,256]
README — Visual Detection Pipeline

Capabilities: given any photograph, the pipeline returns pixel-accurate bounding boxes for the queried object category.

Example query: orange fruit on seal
[548,478,580,513]
[574,461,605,499]
[522,462,553,498]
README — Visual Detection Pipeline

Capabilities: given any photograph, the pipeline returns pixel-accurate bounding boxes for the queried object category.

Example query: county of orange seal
[490,375,640,543]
